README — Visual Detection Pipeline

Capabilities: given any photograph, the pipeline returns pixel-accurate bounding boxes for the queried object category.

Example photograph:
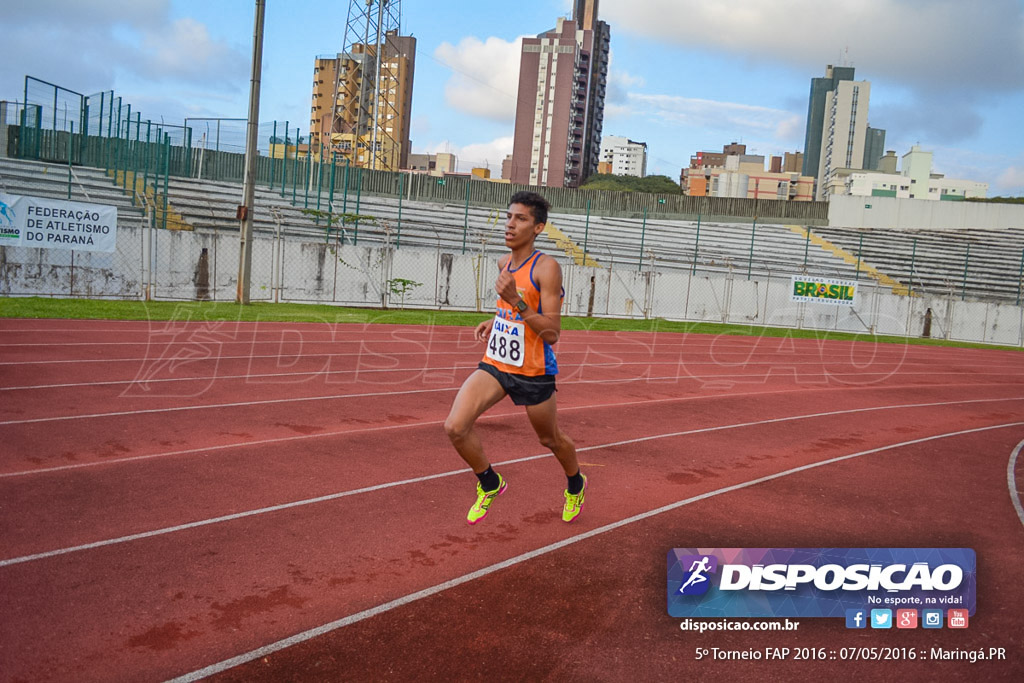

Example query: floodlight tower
[321,0,412,171]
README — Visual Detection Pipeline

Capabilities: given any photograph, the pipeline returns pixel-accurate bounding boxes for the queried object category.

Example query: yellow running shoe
[562,474,587,523]
[467,474,507,525]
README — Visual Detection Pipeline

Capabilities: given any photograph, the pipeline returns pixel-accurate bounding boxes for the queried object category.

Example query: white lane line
[2,400,1021,568]
[0,337,1002,367]
[166,420,1024,683]
[0,368,1019,428]
[0,386,457,426]
[1008,439,1024,529]
[3,384,1012,479]
[4,360,1016,392]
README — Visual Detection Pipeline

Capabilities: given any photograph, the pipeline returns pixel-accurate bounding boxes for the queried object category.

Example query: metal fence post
[123,106,131,187]
[291,126,298,205]
[143,121,152,200]
[908,237,917,294]
[1016,248,1024,306]
[130,113,140,205]
[269,120,277,189]
[582,198,591,263]
[184,124,192,177]
[692,212,701,274]
[637,206,647,271]
[462,180,471,254]
[303,144,311,209]
[162,133,170,230]
[327,151,337,232]
[67,122,73,199]
[315,148,324,218]
[280,119,289,198]
[746,216,757,280]
[353,169,363,243]
[802,225,810,267]
[961,243,971,301]
[855,233,864,281]
[396,172,404,249]
[96,91,104,145]
[342,157,350,214]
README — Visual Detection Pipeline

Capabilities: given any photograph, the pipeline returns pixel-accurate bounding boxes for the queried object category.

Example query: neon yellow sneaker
[467,474,507,525]
[562,474,587,523]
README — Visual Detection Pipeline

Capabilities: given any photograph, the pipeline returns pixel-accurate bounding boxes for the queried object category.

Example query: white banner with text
[0,193,117,253]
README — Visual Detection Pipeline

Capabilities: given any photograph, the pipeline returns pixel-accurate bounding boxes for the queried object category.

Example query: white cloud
[629,93,793,134]
[606,62,645,104]
[995,167,1024,195]
[4,0,166,28]
[140,18,247,86]
[602,0,1024,94]
[420,136,514,175]
[774,114,804,144]
[1,2,246,104]
[434,36,523,122]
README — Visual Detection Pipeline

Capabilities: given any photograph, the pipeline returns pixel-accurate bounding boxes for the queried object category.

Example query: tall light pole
[237,0,266,304]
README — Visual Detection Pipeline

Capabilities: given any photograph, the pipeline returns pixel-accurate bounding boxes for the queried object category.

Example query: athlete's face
[505,203,543,249]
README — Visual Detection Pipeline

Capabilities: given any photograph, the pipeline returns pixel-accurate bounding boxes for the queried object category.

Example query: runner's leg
[444,369,507,473]
[525,394,579,476]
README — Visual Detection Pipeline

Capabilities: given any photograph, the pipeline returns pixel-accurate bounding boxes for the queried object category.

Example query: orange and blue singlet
[480,250,560,377]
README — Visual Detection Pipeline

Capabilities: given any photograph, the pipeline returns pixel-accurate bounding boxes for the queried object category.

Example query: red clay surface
[1,317,1022,682]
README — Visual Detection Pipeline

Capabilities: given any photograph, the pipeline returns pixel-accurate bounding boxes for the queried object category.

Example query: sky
[3,0,1024,195]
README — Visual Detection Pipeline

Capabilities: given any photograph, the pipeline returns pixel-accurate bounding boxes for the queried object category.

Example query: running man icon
[678,556,713,594]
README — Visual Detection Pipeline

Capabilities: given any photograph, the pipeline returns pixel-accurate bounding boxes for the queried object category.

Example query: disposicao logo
[676,555,718,596]
[667,548,976,619]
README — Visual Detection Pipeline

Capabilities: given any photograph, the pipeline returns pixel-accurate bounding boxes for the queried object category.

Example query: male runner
[443,191,586,525]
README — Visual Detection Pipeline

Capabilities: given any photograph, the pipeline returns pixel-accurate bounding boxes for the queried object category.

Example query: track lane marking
[2,399,1021,568]
[1,388,1021,479]
[166,420,1024,683]
[1009,439,1024,528]
[3,360,1019,392]
[4,370,1024,426]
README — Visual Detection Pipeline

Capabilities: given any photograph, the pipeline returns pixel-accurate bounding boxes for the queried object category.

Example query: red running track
[0,318,1022,681]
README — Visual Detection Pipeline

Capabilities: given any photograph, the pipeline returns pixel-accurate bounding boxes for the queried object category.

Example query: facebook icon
[846,609,867,629]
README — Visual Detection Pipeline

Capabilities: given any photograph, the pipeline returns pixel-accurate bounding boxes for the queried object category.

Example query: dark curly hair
[509,191,550,225]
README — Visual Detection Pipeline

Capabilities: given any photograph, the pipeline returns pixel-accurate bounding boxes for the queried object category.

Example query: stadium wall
[829,194,1024,231]
[2,224,1021,347]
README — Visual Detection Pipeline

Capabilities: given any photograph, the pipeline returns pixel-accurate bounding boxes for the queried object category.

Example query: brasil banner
[791,275,857,306]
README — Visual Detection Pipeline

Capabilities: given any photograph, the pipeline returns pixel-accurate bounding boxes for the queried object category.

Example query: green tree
[580,173,682,195]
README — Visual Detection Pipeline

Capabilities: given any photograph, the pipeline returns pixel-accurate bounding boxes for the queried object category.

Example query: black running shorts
[477,362,557,406]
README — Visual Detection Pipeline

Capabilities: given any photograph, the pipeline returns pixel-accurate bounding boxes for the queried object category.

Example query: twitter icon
[870,609,892,629]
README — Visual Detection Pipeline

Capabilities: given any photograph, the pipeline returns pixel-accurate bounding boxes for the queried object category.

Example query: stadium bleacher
[3,155,1023,304]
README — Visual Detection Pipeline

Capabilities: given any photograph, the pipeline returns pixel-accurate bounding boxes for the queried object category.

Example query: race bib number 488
[486,316,524,367]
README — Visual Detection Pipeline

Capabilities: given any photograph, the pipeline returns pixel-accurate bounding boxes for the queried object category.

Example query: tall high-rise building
[508,0,609,187]
[310,7,415,171]
[802,65,872,200]
[801,64,855,178]
[862,126,886,170]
